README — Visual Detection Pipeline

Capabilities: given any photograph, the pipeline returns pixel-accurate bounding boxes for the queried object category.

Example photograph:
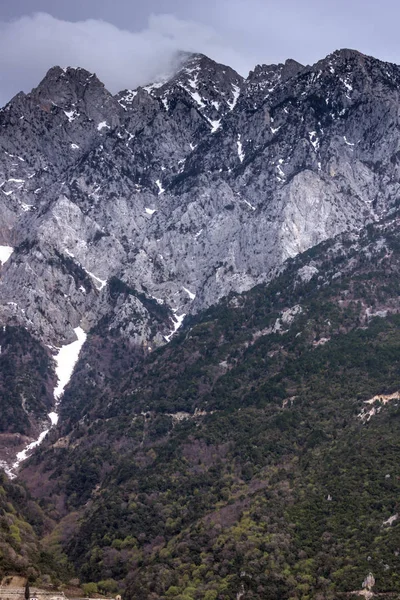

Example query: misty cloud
[0,12,251,107]
[1,1,400,108]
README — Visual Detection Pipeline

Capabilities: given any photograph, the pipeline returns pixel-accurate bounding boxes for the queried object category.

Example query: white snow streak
[210,119,221,133]
[340,78,353,92]
[243,199,256,211]
[164,312,186,342]
[344,136,355,146]
[6,327,87,478]
[0,460,14,479]
[183,287,196,300]
[21,203,34,212]
[156,180,165,195]
[308,131,320,151]
[0,246,13,265]
[54,327,87,400]
[276,159,286,180]
[66,252,106,290]
[97,121,110,131]
[228,84,241,110]
[188,90,205,108]
[64,110,77,122]
[143,81,164,93]
[85,270,107,290]
[48,412,59,426]
[237,134,245,163]
[12,429,51,474]
[118,90,138,109]
[145,207,157,215]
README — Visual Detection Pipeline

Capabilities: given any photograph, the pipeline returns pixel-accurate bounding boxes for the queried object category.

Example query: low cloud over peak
[2,1,399,109]
[0,12,251,107]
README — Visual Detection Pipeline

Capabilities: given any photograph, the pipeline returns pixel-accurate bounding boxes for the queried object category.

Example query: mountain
[1,47,400,596]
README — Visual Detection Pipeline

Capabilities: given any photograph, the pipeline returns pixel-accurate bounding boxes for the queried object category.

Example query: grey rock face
[1,48,400,363]
[152,53,244,128]
[241,58,305,110]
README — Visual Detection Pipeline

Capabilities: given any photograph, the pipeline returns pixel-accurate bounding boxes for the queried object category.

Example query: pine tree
[24,582,30,600]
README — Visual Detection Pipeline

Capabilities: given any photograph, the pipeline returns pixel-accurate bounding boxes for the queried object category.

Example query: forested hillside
[0,471,57,583]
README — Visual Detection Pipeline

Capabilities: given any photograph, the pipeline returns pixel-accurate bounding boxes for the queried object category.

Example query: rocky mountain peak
[243,58,304,109]
[248,58,304,83]
[23,65,121,132]
[176,51,243,85]
[312,48,400,92]
[149,52,244,128]
[318,47,367,67]
[31,66,107,110]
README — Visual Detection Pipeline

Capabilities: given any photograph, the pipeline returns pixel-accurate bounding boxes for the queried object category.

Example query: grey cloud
[0,12,250,107]
[1,1,400,108]
[207,0,400,66]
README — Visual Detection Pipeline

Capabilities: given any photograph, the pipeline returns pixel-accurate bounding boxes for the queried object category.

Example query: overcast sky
[0,0,400,107]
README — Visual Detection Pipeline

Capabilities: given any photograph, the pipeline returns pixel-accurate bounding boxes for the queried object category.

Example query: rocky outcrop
[1,48,400,440]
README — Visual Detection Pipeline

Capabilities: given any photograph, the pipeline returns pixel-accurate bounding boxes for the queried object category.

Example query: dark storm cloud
[1,0,400,107]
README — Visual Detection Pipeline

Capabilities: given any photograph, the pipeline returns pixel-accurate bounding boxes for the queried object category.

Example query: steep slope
[15,207,400,598]
[2,47,400,542]
[0,325,54,454]
[0,471,57,583]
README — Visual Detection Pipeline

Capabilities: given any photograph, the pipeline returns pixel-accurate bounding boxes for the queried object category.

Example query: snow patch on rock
[183,286,196,300]
[237,134,245,163]
[0,246,13,265]
[156,180,165,195]
[165,312,186,342]
[97,121,110,131]
[54,327,87,400]
[5,326,87,477]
